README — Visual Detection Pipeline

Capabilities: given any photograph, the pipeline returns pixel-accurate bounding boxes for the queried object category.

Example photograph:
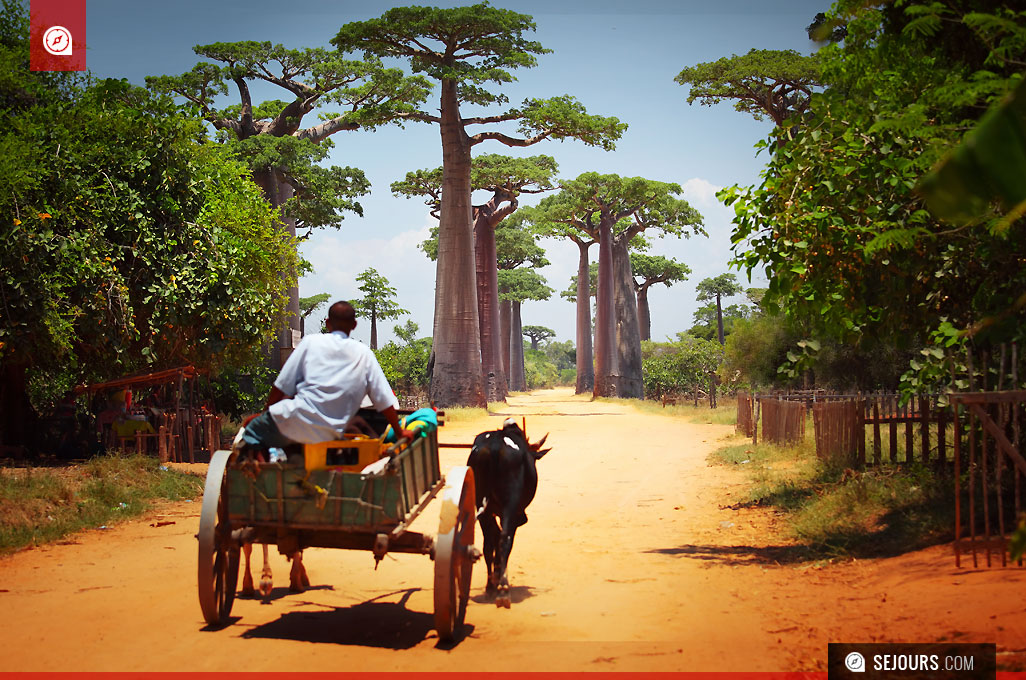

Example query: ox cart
[196,422,478,642]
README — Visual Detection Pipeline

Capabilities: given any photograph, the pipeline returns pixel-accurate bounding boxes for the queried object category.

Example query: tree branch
[469,130,552,147]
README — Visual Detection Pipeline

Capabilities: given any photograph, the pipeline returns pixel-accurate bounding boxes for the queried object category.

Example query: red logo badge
[30,0,86,72]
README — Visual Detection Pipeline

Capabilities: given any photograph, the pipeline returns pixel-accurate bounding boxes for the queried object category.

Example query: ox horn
[529,433,550,458]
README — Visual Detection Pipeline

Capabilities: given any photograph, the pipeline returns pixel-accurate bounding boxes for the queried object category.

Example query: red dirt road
[1,388,1024,672]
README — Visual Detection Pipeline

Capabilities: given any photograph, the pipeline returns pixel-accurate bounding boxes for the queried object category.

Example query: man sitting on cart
[238,300,413,453]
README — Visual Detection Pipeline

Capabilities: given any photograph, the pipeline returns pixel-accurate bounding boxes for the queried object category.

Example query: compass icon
[43,26,73,56]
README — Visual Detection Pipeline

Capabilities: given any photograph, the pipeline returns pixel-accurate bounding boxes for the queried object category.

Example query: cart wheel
[198,449,240,626]
[433,465,476,643]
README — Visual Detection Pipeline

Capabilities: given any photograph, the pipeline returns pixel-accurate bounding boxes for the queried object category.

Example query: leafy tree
[1,33,292,451]
[352,267,408,350]
[148,37,430,365]
[641,334,724,400]
[630,254,691,341]
[299,293,331,334]
[721,0,1026,383]
[690,303,751,343]
[334,4,625,407]
[393,153,558,401]
[499,268,552,392]
[675,48,823,140]
[522,325,555,351]
[696,273,745,345]
[394,319,421,346]
[531,173,703,398]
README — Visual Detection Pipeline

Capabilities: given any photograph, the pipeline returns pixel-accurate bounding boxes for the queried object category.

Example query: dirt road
[1,388,1023,672]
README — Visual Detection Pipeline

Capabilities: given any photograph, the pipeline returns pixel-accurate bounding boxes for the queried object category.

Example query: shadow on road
[241,587,466,650]
[470,584,535,605]
[645,543,817,566]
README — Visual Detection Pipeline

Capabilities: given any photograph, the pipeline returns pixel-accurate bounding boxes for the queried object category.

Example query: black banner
[828,643,996,680]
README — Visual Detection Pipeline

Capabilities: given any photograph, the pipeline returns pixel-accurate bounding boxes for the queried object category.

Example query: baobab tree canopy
[333,3,625,407]
[530,172,704,397]
[148,39,432,366]
[675,48,823,127]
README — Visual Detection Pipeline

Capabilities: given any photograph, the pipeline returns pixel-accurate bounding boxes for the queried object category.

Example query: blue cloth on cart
[385,407,438,442]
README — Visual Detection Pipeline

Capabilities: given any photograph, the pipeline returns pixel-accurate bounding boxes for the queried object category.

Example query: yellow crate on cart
[303,435,385,472]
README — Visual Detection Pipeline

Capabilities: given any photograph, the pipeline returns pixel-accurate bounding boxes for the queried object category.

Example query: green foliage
[299,293,331,319]
[352,267,408,324]
[689,303,751,342]
[1,69,293,385]
[675,48,824,126]
[498,268,552,303]
[722,0,1026,384]
[375,336,432,396]
[641,334,724,398]
[631,253,690,291]
[522,324,555,348]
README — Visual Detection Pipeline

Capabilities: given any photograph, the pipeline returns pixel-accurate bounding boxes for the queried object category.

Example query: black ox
[467,418,550,608]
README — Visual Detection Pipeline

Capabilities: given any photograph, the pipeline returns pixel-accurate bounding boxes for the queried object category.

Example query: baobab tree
[522,325,556,351]
[696,273,745,345]
[631,254,691,342]
[499,268,552,392]
[675,48,823,144]
[148,42,430,366]
[334,4,625,406]
[531,173,703,398]
[393,154,558,402]
[352,268,408,350]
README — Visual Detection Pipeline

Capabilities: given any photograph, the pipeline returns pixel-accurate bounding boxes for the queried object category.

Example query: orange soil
[0,387,1023,672]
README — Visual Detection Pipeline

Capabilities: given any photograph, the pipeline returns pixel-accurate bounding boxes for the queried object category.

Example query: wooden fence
[736,392,756,438]
[812,400,861,466]
[951,391,1026,569]
[759,397,806,445]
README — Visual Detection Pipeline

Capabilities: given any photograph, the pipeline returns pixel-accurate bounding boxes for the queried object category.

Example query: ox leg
[493,513,520,609]
[259,544,273,599]
[289,550,309,592]
[241,542,256,596]
[478,512,500,597]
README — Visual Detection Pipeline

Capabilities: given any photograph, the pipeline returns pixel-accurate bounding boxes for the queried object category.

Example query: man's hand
[395,427,416,443]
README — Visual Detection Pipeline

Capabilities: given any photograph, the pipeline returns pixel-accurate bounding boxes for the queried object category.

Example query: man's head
[326,301,357,334]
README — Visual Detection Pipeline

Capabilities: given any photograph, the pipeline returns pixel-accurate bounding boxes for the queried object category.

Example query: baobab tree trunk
[369,309,378,350]
[474,208,508,403]
[499,298,512,384]
[612,240,644,399]
[430,78,485,407]
[716,292,725,345]
[509,300,526,391]
[593,217,617,398]
[637,284,652,342]
[575,240,595,394]
[251,167,300,370]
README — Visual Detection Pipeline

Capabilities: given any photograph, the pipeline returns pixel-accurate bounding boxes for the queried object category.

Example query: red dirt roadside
[0,387,1023,672]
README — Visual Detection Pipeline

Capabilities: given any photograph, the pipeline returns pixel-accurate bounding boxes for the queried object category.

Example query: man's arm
[380,405,414,443]
[266,385,290,409]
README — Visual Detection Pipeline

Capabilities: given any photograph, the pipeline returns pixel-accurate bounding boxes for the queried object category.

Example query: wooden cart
[196,428,477,642]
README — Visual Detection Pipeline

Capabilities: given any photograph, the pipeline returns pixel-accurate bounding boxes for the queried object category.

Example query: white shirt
[269,330,398,443]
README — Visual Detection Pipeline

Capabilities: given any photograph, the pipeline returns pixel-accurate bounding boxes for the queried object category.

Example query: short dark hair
[328,301,357,326]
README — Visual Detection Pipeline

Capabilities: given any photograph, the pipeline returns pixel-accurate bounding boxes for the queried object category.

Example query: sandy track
[1,387,1023,672]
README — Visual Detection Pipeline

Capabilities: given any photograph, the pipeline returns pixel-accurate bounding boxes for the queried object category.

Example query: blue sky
[85,0,827,347]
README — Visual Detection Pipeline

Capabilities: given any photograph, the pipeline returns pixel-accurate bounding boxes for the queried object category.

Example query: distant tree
[334,4,625,407]
[499,269,553,392]
[352,268,407,350]
[675,48,823,144]
[531,173,703,398]
[393,319,420,346]
[689,303,751,343]
[494,213,550,386]
[299,293,331,334]
[696,274,745,345]
[522,325,556,351]
[148,39,430,366]
[630,254,691,341]
[394,153,558,401]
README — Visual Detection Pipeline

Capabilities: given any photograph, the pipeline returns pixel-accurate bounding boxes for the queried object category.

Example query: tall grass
[0,453,203,554]
[712,421,954,559]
